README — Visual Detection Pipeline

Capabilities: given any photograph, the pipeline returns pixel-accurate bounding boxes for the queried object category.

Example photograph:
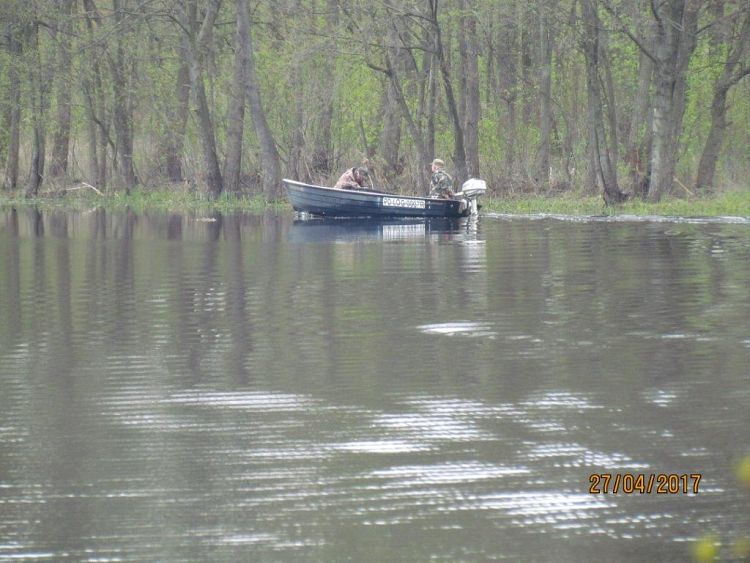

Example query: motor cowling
[455,178,486,215]
[460,178,487,199]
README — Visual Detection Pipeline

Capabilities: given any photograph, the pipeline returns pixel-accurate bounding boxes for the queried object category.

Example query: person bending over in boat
[334,166,369,190]
[429,159,454,199]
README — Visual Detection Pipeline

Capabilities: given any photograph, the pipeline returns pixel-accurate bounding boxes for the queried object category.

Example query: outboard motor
[455,178,487,215]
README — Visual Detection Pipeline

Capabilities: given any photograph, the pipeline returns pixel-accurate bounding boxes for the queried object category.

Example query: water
[1,207,749,561]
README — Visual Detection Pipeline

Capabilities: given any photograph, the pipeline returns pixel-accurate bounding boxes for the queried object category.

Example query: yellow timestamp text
[588,473,702,494]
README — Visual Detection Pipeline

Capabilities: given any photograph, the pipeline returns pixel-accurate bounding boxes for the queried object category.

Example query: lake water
[1,207,749,561]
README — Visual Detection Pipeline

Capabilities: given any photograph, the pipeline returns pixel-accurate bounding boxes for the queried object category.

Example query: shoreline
[1,188,749,219]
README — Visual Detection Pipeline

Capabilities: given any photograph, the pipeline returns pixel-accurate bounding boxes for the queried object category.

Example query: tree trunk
[26,20,48,197]
[696,12,750,192]
[289,54,306,182]
[286,0,306,182]
[695,87,729,192]
[646,0,699,202]
[182,0,223,197]
[668,6,699,155]
[110,0,136,193]
[521,5,535,127]
[83,78,99,185]
[457,0,467,128]
[706,0,727,58]
[497,0,518,182]
[192,66,223,197]
[626,23,654,197]
[600,31,619,167]
[3,25,22,191]
[311,0,338,175]
[379,79,402,178]
[238,0,281,200]
[94,56,108,190]
[83,0,109,189]
[381,51,430,193]
[536,0,552,188]
[380,10,424,184]
[649,63,672,201]
[165,52,190,183]
[27,120,46,197]
[582,0,627,204]
[560,2,579,186]
[463,2,480,179]
[430,0,467,186]
[426,51,437,167]
[50,0,75,178]
[223,0,248,194]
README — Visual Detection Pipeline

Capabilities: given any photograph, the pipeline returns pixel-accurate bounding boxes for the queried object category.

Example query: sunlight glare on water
[1,209,749,561]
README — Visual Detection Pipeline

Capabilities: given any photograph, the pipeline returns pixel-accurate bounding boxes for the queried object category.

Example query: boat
[283,178,486,218]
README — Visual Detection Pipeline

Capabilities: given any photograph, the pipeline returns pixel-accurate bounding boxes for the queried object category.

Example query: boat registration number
[382,197,425,209]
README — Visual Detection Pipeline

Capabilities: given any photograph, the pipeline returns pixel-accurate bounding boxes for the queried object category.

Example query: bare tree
[582,0,627,203]
[647,0,700,201]
[379,77,404,180]
[624,3,655,197]
[162,44,191,184]
[536,0,553,189]
[353,0,435,191]
[495,0,519,183]
[3,20,24,190]
[429,0,467,185]
[238,0,281,200]
[49,0,75,179]
[26,12,51,197]
[223,0,248,194]
[696,9,750,191]
[110,0,137,192]
[180,0,224,197]
[462,0,480,178]
[82,0,110,190]
[310,0,338,176]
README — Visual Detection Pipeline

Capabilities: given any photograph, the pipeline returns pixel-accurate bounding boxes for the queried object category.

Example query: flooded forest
[1,0,750,202]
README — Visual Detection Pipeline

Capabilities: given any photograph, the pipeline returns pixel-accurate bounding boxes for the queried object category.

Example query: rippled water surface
[1,208,749,561]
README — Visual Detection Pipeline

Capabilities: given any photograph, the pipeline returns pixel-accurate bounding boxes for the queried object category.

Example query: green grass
[2,187,749,218]
[0,189,291,214]
[482,189,750,218]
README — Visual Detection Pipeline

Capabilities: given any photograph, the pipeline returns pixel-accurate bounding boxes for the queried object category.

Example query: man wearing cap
[429,159,454,199]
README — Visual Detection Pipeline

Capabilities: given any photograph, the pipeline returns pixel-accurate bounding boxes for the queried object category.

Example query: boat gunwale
[282,179,455,205]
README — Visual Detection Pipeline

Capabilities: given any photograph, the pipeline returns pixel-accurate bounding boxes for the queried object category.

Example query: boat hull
[283,179,467,218]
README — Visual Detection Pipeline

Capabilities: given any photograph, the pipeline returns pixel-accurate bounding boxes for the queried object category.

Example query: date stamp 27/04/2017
[589,473,702,494]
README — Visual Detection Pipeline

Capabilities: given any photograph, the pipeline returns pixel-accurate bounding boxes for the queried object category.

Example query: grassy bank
[2,187,749,218]
[0,189,288,214]
[482,189,750,218]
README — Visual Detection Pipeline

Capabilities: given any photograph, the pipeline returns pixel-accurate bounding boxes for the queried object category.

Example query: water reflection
[288,216,477,244]
[1,207,749,561]
[0,206,283,242]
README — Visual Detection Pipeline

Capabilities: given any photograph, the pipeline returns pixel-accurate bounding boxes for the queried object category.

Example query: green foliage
[2,0,749,201]
[332,61,381,157]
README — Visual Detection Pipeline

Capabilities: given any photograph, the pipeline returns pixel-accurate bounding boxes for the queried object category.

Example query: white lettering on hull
[382,196,426,209]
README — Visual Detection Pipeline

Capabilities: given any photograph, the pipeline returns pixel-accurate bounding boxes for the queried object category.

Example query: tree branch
[600,0,659,65]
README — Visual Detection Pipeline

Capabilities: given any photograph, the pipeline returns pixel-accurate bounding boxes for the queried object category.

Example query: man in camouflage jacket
[334,166,369,190]
[429,159,454,199]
